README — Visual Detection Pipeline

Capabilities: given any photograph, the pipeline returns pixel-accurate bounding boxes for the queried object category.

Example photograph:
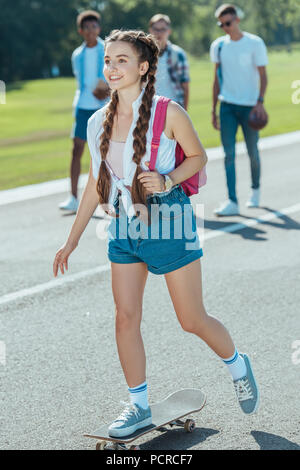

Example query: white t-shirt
[77,46,103,110]
[210,32,268,106]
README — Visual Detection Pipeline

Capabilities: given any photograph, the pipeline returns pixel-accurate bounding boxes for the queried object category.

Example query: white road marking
[1,202,300,306]
[0,264,110,306]
[207,131,300,161]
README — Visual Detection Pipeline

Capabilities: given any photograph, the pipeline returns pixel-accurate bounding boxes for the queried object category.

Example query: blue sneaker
[234,353,260,414]
[108,403,152,438]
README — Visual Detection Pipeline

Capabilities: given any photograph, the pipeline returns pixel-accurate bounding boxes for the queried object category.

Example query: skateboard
[84,388,206,450]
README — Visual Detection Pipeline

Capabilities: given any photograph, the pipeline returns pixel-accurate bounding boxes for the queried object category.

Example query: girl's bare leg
[164,259,235,358]
[111,261,149,388]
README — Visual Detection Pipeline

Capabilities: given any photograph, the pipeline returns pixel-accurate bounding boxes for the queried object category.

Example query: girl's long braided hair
[97,30,159,216]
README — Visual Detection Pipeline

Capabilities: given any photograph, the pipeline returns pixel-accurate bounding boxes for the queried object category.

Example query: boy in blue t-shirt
[59,10,109,212]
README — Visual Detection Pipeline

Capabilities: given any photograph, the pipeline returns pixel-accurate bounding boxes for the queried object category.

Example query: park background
[1,0,300,190]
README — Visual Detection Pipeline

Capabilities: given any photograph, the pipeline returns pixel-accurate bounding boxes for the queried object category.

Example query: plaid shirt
[159,41,190,107]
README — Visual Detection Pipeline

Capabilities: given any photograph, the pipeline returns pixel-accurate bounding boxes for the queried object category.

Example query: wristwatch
[257,96,264,103]
[163,174,174,192]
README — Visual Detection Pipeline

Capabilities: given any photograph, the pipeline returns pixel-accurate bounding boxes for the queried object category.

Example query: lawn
[0,44,300,190]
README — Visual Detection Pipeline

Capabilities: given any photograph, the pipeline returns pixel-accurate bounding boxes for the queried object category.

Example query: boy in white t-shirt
[210,4,268,216]
[59,10,109,212]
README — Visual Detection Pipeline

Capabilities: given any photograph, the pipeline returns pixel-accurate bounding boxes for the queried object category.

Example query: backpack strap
[217,40,225,87]
[149,97,171,171]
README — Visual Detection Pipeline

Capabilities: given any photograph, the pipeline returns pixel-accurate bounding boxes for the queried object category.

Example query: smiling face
[104,41,149,91]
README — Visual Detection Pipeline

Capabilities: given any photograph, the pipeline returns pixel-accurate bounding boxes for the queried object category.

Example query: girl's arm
[138,101,208,193]
[53,161,100,277]
[66,160,100,248]
[165,101,208,186]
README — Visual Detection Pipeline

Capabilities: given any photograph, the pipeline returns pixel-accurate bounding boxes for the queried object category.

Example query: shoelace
[115,402,139,423]
[234,378,254,402]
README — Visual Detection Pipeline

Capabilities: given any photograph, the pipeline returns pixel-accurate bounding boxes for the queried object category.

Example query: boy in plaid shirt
[149,14,190,110]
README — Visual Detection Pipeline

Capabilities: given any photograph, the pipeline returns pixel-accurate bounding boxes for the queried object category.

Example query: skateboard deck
[84,388,206,450]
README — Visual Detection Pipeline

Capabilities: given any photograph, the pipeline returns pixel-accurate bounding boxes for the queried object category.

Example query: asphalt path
[0,141,300,450]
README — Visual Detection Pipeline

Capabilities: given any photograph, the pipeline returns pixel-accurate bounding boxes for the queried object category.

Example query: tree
[0,0,299,83]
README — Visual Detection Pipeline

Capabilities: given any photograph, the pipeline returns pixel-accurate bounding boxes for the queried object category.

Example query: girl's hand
[53,241,77,278]
[137,161,165,194]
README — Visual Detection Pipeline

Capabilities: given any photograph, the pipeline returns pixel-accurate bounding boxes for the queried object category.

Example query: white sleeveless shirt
[87,88,176,218]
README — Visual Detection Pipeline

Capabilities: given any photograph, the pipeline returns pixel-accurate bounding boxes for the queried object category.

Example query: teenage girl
[53,30,259,438]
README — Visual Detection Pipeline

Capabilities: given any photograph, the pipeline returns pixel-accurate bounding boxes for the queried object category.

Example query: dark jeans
[220,101,261,204]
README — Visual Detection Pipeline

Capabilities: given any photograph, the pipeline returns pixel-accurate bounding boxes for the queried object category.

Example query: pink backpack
[149,96,207,196]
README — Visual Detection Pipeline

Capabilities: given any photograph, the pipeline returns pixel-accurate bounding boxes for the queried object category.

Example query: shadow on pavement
[138,426,219,450]
[200,206,300,241]
[60,211,77,217]
[251,430,300,450]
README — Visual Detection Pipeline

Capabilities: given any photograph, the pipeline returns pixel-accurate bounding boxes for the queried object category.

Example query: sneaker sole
[240,353,260,415]
[108,416,152,438]
[59,207,78,211]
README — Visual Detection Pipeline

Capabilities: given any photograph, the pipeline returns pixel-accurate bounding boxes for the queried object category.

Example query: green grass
[1,45,300,190]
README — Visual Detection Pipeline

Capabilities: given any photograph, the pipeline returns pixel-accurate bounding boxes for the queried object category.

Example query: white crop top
[106,140,125,179]
[87,89,177,218]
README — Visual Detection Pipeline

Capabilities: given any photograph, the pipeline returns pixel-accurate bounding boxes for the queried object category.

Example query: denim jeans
[220,101,261,204]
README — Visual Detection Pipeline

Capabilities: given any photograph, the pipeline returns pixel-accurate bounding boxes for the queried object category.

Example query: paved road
[0,142,299,450]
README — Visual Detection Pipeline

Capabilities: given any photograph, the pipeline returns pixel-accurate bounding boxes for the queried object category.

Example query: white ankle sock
[128,381,149,409]
[222,349,247,381]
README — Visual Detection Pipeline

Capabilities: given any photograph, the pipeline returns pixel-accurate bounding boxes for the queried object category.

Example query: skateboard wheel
[96,440,107,450]
[184,419,196,433]
[129,445,140,450]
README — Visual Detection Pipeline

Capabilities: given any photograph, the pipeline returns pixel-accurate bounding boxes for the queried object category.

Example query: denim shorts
[107,184,203,275]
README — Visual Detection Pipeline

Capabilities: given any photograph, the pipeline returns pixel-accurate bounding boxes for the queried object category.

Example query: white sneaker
[214,199,240,217]
[246,189,260,208]
[93,205,105,218]
[59,195,79,211]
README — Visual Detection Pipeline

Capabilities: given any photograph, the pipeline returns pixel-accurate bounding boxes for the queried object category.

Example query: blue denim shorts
[107,184,203,275]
